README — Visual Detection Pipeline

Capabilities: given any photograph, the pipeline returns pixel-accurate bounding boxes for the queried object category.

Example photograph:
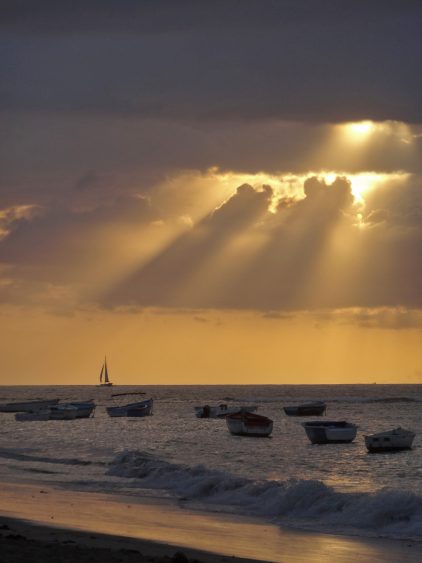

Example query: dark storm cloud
[2,113,422,211]
[2,1,414,35]
[1,1,422,122]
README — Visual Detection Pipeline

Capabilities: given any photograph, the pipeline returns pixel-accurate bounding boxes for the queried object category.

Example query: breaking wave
[107,450,422,540]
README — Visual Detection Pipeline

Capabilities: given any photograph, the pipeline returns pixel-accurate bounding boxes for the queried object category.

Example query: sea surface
[0,385,421,540]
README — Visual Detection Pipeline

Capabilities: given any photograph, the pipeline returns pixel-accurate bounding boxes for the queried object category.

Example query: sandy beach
[0,481,421,563]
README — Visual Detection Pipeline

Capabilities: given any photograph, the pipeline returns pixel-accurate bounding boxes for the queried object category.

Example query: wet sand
[0,481,421,562]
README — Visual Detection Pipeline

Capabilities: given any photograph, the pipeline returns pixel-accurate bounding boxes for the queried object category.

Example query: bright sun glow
[320,171,409,203]
[347,121,374,136]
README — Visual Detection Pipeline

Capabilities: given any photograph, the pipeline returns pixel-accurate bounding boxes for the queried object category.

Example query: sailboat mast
[99,364,104,383]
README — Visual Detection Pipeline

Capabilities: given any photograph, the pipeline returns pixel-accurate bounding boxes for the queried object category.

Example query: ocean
[0,384,421,541]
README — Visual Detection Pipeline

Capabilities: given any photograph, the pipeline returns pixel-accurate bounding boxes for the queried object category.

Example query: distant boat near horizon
[283,401,327,416]
[98,357,113,387]
[195,403,258,418]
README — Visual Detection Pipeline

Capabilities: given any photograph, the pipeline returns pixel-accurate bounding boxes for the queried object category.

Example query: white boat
[226,412,273,437]
[195,404,258,418]
[98,356,113,387]
[302,421,357,444]
[0,399,59,413]
[364,427,415,453]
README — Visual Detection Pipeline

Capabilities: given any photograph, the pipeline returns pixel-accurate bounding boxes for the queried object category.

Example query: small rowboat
[283,401,326,416]
[226,412,273,437]
[0,399,59,413]
[107,398,153,418]
[364,427,415,453]
[195,404,257,418]
[302,421,357,444]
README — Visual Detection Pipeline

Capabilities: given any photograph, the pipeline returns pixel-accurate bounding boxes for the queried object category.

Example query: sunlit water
[0,385,421,539]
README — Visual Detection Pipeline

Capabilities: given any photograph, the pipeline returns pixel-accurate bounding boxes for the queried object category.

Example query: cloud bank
[1,1,422,122]
[1,175,420,315]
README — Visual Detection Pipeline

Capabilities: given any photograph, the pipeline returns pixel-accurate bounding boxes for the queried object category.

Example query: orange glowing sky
[1,3,421,384]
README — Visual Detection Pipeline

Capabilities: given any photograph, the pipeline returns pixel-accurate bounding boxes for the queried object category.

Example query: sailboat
[98,357,113,387]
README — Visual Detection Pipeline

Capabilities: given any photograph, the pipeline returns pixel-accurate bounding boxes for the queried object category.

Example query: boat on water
[67,401,96,418]
[226,412,273,437]
[364,427,415,453]
[106,397,153,418]
[283,401,326,416]
[98,357,113,387]
[195,404,258,419]
[15,404,79,421]
[15,410,51,421]
[0,399,59,413]
[302,421,357,444]
[48,405,79,420]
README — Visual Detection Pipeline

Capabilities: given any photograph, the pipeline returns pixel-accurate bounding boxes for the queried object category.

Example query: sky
[0,1,421,384]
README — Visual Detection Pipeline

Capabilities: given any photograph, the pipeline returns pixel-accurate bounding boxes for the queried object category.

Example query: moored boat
[0,399,59,413]
[364,427,415,453]
[195,404,258,418]
[15,410,51,421]
[226,412,273,437]
[48,404,79,420]
[15,404,79,421]
[283,401,326,416]
[106,398,153,418]
[68,401,96,418]
[302,421,357,444]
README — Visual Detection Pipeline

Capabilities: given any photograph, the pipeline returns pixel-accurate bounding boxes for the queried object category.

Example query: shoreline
[0,515,257,563]
[0,481,421,562]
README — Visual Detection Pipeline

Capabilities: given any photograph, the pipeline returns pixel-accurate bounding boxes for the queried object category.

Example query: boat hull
[15,411,51,421]
[303,421,357,444]
[284,402,326,416]
[68,402,96,418]
[0,399,59,413]
[364,429,415,453]
[107,399,153,418]
[195,404,258,419]
[226,413,273,437]
[48,406,79,420]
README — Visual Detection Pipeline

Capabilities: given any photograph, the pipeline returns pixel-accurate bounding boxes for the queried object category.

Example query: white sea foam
[108,450,422,540]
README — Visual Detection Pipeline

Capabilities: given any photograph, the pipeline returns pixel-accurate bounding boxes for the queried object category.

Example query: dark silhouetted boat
[107,397,153,418]
[98,357,113,387]
[0,399,59,413]
[226,412,273,437]
[195,404,257,418]
[283,401,326,416]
